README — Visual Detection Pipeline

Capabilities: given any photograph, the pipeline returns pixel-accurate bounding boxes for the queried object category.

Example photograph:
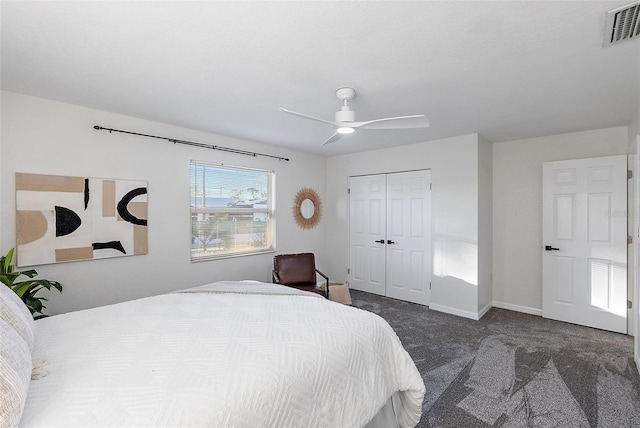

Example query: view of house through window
[190,161,274,260]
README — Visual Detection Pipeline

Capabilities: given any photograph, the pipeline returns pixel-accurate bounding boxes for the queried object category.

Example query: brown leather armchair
[272,253,329,298]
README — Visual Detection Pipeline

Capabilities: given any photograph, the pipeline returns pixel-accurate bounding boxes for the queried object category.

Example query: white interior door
[385,170,431,305]
[542,155,627,334]
[349,171,431,305]
[349,174,386,296]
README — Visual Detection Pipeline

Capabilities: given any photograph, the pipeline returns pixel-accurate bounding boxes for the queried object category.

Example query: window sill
[190,248,275,262]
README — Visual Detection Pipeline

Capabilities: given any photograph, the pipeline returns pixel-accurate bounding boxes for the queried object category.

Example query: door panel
[349,175,386,296]
[588,193,611,242]
[553,255,575,304]
[542,155,627,334]
[589,258,612,310]
[554,194,574,240]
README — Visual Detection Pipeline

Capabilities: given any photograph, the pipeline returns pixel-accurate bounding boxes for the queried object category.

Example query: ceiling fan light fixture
[337,126,355,134]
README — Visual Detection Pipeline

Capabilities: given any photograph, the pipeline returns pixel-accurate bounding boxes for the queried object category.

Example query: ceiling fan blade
[321,132,343,146]
[280,107,337,127]
[352,115,430,130]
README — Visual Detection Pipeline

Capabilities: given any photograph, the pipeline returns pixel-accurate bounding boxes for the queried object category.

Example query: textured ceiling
[2,1,639,156]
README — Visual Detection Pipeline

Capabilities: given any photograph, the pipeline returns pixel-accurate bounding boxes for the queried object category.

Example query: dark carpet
[350,290,640,427]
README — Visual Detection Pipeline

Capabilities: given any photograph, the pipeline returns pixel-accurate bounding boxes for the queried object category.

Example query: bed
[2,281,425,427]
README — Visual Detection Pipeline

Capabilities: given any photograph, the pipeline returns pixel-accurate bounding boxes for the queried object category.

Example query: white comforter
[20,281,425,427]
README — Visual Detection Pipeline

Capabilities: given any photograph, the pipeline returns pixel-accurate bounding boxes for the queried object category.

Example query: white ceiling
[2,1,639,157]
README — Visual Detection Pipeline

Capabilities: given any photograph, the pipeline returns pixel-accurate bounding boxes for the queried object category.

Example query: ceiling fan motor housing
[335,87,356,123]
[335,108,355,123]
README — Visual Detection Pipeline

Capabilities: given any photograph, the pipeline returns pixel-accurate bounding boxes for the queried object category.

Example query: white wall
[492,127,629,315]
[629,82,640,367]
[326,133,490,319]
[1,91,327,314]
[0,92,3,248]
[477,134,492,314]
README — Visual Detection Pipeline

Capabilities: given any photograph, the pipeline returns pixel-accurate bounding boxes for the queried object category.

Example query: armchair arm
[272,270,281,284]
[315,269,329,299]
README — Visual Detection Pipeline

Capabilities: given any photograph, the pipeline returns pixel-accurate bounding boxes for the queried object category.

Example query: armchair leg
[315,269,330,299]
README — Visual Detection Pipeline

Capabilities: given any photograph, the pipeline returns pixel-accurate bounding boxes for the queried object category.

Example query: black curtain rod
[93,125,290,162]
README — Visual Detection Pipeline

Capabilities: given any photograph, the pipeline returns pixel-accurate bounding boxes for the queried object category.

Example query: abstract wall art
[16,173,148,266]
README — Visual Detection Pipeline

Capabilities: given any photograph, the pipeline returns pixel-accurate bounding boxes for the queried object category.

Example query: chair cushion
[274,253,316,284]
[284,284,326,297]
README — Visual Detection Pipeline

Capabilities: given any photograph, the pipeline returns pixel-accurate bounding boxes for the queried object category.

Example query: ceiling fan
[280,87,430,146]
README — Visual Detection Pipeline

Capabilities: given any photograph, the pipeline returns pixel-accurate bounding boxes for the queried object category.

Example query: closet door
[385,170,431,305]
[349,170,431,305]
[349,174,386,296]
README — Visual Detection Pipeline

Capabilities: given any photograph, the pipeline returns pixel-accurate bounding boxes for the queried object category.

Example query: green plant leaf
[24,294,43,312]
[2,248,15,273]
[51,281,63,292]
[13,281,35,297]
[20,269,39,278]
[0,272,22,287]
[1,248,63,318]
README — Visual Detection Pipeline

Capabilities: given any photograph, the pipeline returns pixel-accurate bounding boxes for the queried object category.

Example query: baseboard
[429,303,483,320]
[492,300,542,316]
[477,302,492,320]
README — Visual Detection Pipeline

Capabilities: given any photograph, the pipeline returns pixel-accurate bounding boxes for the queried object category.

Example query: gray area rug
[350,290,640,427]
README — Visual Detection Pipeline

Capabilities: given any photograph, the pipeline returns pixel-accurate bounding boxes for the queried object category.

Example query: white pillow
[0,318,32,428]
[0,285,34,350]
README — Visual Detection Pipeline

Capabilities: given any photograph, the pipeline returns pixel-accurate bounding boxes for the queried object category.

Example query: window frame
[190,160,275,262]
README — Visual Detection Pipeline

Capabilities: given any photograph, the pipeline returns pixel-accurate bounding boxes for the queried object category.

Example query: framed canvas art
[16,173,148,266]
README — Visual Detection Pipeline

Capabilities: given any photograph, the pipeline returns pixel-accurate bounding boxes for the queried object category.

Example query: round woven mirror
[293,188,322,229]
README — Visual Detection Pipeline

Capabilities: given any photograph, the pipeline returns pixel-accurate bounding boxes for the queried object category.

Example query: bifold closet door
[385,170,431,305]
[349,174,387,296]
[349,170,431,305]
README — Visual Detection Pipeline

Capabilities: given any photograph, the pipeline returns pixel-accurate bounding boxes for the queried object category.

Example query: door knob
[545,245,560,251]
[387,240,396,244]
[374,239,385,244]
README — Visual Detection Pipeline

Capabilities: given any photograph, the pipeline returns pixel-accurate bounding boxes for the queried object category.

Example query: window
[190,161,274,260]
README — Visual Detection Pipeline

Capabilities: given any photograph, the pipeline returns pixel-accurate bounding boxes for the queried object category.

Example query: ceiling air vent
[604,1,640,46]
